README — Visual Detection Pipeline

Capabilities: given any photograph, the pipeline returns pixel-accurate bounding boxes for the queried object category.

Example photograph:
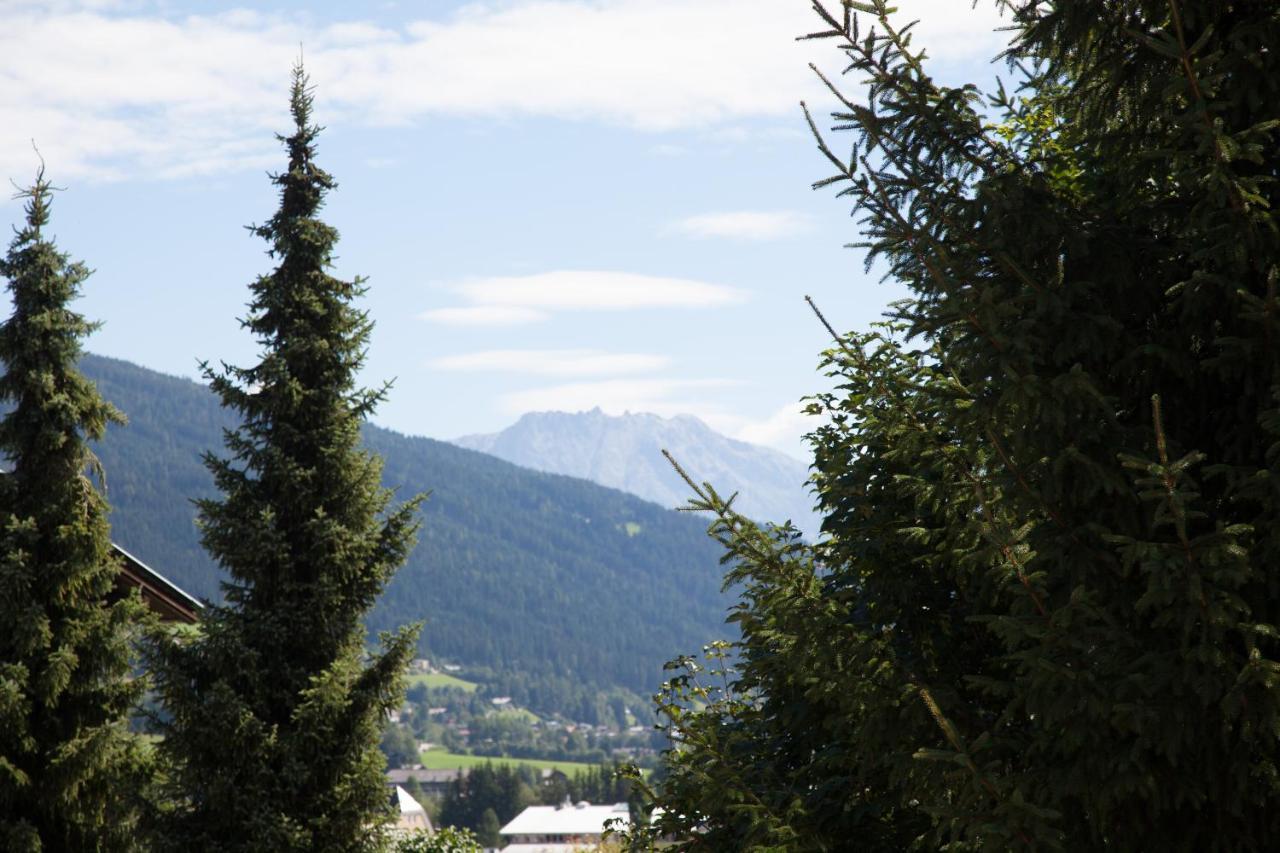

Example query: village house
[498,800,631,852]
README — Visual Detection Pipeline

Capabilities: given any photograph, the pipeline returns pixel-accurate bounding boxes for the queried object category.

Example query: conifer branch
[855,161,1008,354]
[805,298,1049,621]
[808,0,1006,176]
[801,100,855,182]
[915,683,1033,847]
[1164,0,1243,213]
[662,449,789,572]
[1149,394,1207,613]
[657,449,829,848]
[984,426,1076,538]
[856,113,1050,298]
[805,14,1053,345]
[1266,266,1278,360]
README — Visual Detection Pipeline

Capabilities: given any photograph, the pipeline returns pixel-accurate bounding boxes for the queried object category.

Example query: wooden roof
[111,543,203,624]
[0,472,200,622]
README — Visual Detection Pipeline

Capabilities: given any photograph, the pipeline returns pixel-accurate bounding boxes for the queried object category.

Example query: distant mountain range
[454,409,820,539]
[75,355,734,712]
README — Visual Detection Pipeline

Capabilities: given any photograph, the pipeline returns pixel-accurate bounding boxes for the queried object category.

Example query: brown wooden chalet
[110,543,203,624]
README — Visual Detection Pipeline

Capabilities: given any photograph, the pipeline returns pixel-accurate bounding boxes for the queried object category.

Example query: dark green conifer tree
[624,0,1280,849]
[0,168,151,851]
[475,809,500,850]
[149,66,422,852]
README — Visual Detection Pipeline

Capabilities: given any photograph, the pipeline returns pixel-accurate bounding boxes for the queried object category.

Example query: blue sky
[1,0,1008,459]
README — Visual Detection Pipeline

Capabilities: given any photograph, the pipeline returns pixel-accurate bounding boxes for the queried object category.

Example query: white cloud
[500,377,741,417]
[464,270,742,310]
[734,401,823,459]
[431,349,670,377]
[421,270,745,325]
[418,305,547,326]
[0,0,1009,181]
[671,210,811,241]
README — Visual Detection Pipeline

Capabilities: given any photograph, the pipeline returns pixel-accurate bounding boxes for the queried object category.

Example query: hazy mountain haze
[454,408,820,539]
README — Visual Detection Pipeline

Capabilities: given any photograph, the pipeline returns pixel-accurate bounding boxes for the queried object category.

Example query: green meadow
[417,748,602,776]
[405,672,479,692]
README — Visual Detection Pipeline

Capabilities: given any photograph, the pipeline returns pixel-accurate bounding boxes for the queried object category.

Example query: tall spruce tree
[624,0,1280,849]
[0,169,152,851]
[150,66,422,852]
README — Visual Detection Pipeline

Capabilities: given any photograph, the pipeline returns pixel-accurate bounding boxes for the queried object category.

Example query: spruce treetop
[150,64,422,853]
[0,168,122,476]
[0,165,150,853]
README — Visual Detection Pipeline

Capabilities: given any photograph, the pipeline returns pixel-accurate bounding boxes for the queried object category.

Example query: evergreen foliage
[75,353,731,708]
[438,762,533,837]
[0,169,151,851]
[539,761,633,806]
[380,725,420,770]
[148,67,422,852]
[475,809,500,849]
[625,0,1280,849]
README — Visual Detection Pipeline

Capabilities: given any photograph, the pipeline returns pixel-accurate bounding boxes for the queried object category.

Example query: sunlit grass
[405,672,479,692]
[417,748,602,775]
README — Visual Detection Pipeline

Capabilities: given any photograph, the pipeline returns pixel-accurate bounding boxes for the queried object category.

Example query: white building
[390,785,434,835]
[499,800,630,852]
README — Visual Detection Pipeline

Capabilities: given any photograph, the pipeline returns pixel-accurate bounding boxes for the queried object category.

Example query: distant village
[378,657,663,847]
[388,658,661,769]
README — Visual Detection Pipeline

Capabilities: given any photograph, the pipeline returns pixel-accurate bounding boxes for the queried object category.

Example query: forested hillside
[81,354,732,702]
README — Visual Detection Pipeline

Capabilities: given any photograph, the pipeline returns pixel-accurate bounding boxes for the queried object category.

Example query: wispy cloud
[421,270,745,326]
[418,306,547,327]
[430,349,670,377]
[0,0,1009,181]
[670,210,812,241]
[734,401,821,459]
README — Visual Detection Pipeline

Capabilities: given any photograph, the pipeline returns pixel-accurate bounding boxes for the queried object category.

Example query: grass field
[405,672,479,692]
[417,748,601,775]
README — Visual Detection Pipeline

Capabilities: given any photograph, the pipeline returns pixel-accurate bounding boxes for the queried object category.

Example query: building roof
[390,785,434,834]
[499,802,631,837]
[393,786,426,816]
[0,470,202,624]
[111,543,203,623]
[386,768,466,785]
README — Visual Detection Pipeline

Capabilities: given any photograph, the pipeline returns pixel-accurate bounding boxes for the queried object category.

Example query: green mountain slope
[82,355,732,700]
